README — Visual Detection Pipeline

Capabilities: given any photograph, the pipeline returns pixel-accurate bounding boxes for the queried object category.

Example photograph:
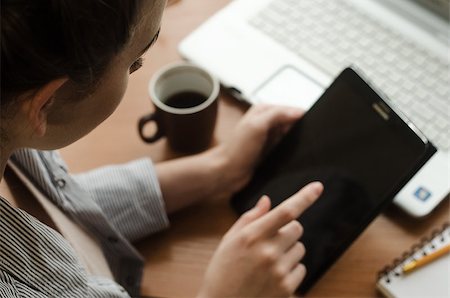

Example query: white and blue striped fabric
[0,149,170,297]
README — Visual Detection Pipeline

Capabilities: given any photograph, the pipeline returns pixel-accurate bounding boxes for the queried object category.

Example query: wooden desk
[57,0,450,297]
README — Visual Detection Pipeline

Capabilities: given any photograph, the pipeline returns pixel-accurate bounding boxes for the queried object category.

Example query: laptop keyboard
[250,0,450,150]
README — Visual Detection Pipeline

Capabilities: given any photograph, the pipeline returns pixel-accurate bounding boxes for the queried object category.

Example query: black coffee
[165,91,208,109]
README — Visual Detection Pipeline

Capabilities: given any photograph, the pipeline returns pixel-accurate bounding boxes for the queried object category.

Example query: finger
[249,103,272,114]
[282,263,307,294]
[272,221,304,252]
[227,195,271,234]
[256,105,304,129]
[252,182,323,236]
[278,242,306,273]
[281,121,296,135]
[266,122,295,148]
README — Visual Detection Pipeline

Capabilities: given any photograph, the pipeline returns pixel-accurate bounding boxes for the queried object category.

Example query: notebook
[179,0,450,218]
[377,222,450,298]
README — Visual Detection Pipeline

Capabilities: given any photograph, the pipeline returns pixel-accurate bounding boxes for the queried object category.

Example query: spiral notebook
[377,222,450,298]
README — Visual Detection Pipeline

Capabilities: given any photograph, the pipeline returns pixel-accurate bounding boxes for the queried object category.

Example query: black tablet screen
[231,68,434,293]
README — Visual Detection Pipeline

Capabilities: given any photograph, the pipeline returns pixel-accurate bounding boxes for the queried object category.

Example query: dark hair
[1,0,140,104]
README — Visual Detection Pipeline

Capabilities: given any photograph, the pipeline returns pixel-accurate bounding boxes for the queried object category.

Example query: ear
[23,77,68,137]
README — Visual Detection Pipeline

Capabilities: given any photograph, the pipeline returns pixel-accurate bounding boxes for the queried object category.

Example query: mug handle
[138,113,164,143]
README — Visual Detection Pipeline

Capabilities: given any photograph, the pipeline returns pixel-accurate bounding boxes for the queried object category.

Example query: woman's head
[1,0,166,152]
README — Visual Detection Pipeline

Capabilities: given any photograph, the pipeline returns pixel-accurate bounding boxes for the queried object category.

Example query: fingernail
[259,195,270,206]
[255,196,266,209]
[290,109,304,117]
[309,182,323,195]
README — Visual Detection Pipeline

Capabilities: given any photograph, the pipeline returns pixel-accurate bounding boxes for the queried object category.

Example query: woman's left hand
[215,104,304,195]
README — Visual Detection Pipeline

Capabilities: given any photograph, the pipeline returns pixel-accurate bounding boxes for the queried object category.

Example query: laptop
[179,0,450,217]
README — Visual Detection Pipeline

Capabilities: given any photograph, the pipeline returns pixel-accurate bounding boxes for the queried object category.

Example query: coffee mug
[138,62,220,153]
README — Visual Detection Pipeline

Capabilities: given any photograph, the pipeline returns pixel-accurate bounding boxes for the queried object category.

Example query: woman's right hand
[198,182,323,298]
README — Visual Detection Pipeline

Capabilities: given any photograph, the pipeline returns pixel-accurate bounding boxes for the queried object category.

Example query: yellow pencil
[402,243,450,273]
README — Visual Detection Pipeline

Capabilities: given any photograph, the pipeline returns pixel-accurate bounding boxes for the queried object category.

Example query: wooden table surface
[57,1,450,297]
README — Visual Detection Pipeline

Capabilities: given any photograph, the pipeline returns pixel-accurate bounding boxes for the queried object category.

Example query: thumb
[228,196,271,234]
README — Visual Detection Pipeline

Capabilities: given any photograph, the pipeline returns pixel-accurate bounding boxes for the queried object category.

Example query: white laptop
[179,0,450,217]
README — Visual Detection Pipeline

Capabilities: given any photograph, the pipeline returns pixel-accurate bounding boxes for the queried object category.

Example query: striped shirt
[0,149,170,297]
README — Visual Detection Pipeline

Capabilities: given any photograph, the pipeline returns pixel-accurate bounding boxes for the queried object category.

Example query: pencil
[402,243,450,273]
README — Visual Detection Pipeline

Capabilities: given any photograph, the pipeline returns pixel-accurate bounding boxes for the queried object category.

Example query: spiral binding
[377,222,450,284]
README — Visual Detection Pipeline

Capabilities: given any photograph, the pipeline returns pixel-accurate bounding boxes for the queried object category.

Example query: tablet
[231,67,436,294]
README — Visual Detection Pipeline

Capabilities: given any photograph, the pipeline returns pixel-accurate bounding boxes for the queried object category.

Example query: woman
[0,0,323,297]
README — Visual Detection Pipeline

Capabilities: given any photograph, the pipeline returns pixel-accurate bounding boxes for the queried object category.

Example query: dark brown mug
[138,62,220,153]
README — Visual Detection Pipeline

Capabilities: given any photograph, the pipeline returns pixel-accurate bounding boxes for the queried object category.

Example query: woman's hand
[156,104,303,214]
[198,182,323,298]
[215,104,304,195]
